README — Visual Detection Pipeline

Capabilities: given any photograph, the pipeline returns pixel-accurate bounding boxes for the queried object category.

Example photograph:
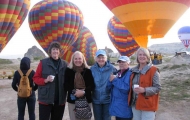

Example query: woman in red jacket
[33,42,67,120]
[128,48,161,120]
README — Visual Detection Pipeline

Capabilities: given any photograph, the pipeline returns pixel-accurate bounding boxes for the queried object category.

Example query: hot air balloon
[62,26,97,62]
[178,26,190,49]
[28,0,83,56]
[0,0,30,52]
[102,0,190,48]
[108,16,139,57]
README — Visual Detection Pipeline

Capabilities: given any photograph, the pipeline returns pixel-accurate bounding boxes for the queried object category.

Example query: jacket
[90,62,117,104]
[12,57,38,94]
[33,58,67,105]
[64,67,95,103]
[128,63,161,111]
[107,69,133,118]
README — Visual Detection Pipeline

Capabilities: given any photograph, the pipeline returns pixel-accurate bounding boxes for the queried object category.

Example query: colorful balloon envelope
[28,0,84,56]
[102,0,190,48]
[108,16,139,57]
[63,26,97,62]
[0,0,30,52]
[178,26,190,48]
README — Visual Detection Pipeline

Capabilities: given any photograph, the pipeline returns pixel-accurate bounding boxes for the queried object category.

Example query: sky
[0,0,190,59]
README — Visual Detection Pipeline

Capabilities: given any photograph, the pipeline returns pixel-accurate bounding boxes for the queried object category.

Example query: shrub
[0,59,12,64]
[33,57,43,61]
[8,75,12,79]
[170,65,181,69]
[87,57,95,66]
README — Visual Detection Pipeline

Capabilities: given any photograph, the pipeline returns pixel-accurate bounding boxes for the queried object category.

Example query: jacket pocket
[39,86,49,99]
[139,94,153,109]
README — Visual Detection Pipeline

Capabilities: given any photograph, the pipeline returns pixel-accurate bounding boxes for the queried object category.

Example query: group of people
[12,42,161,120]
[150,53,162,65]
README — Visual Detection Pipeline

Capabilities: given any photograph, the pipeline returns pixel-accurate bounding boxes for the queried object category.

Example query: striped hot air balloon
[28,0,84,56]
[0,0,30,52]
[102,0,190,48]
[63,26,97,62]
[108,16,139,57]
[178,26,190,49]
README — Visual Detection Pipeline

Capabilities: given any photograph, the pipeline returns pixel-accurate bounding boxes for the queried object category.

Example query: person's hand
[134,87,145,94]
[110,74,116,82]
[44,75,54,83]
[74,89,85,98]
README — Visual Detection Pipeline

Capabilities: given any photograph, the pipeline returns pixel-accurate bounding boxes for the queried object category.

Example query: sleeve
[111,75,130,91]
[84,69,95,92]
[33,82,38,91]
[64,68,69,91]
[12,71,18,92]
[31,70,38,91]
[106,80,113,91]
[112,66,118,75]
[33,61,46,86]
[145,70,161,96]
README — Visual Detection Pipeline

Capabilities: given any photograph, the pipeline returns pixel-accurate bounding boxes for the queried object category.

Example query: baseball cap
[117,56,131,64]
[95,50,106,57]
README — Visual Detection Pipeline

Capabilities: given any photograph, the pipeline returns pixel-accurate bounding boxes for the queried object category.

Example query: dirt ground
[1,58,190,120]
[1,79,190,120]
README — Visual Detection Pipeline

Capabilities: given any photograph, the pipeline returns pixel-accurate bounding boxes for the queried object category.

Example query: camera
[70,89,76,100]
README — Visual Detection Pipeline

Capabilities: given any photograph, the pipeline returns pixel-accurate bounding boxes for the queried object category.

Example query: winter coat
[128,63,161,111]
[33,58,67,105]
[64,67,95,103]
[90,62,117,104]
[107,69,133,118]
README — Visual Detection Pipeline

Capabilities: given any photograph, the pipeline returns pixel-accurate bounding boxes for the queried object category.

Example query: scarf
[73,64,86,89]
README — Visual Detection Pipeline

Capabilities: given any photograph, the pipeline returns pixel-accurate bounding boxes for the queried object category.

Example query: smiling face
[137,50,148,64]
[118,61,129,70]
[96,55,107,67]
[50,47,60,60]
[73,53,83,67]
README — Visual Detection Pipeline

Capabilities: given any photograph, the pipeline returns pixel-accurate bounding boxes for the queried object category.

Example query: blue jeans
[116,117,132,120]
[92,103,111,120]
[17,92,36,120]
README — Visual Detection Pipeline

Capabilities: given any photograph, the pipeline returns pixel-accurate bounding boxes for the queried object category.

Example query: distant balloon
[28,0,84,56]
[102,0,190,48]
[63,26,97,62]
[178,26,190,48]
[0,0,30,52]
[107,16,139,57]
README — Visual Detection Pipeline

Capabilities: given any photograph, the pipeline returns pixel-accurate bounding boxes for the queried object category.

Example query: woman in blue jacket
[107,56,133,120]
[90,50,117,120]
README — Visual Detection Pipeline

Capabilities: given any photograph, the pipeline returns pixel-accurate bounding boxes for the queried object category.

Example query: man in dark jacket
[12,57,38,120]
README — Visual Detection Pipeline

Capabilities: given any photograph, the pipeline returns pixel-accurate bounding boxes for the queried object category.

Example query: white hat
[117,56,130,64]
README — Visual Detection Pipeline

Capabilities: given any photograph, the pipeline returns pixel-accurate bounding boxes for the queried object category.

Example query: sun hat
[117,56,130,64]
[95,50,106,57]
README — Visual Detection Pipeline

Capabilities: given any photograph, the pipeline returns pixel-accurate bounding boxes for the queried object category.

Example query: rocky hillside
[148,42,190,54]
[24,46,46,61]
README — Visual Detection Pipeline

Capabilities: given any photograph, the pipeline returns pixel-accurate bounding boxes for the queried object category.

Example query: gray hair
[136,47,151,64]
[94,55,108,62]
[68,51,89,69]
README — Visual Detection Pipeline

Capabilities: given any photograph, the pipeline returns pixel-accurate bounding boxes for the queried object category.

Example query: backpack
[17,69,32,97]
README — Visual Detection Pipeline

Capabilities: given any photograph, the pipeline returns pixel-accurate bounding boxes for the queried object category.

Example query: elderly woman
[33,42,67,120]
[107,56,133,120]
[90,49,117,120]
[128,48,161,120]
[64,51,95,120]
